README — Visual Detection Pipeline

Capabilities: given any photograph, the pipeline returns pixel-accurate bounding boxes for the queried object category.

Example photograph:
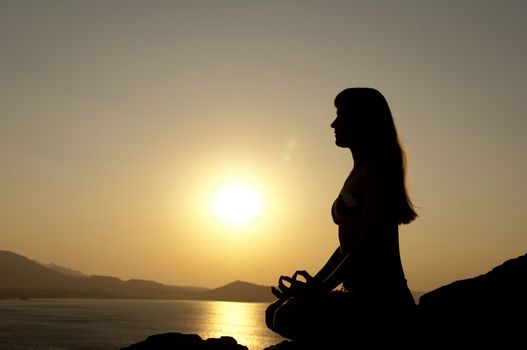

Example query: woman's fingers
[293,270,314,283]
[274,272,316,298]
[278,275,293,293]
[271,286,284,298]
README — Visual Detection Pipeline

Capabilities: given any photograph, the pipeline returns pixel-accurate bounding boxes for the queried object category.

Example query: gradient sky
[1,0,526,293]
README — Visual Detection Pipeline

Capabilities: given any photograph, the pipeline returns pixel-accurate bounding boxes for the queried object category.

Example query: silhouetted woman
[266,87,418,341]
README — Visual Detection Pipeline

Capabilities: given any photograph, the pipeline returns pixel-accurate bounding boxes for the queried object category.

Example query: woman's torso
[331,166,409,292]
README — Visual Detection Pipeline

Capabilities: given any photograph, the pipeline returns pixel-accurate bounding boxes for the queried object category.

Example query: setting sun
[211,182,263,226]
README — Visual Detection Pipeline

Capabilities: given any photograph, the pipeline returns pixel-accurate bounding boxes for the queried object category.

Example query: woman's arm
[313,247,343,291]
[318,249,354,291]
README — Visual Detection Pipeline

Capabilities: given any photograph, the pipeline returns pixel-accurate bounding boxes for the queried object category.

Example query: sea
[0,298,286,350]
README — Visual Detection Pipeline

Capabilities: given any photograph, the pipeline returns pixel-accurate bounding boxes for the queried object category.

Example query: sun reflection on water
[197,301,283,350]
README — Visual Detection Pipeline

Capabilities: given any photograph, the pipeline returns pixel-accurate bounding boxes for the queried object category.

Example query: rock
[119,332,248,350]
[416,252,527,346]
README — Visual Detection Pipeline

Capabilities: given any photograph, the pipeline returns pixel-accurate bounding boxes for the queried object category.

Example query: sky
[1,0,526,293]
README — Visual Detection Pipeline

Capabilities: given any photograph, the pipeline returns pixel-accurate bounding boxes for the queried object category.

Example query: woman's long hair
[334,87,418,224]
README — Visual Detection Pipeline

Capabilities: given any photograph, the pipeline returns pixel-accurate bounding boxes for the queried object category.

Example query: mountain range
[0,250,424,302]
[0,250,275,302]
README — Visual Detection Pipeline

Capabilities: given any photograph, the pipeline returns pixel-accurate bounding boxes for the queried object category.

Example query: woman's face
[331,108,357,148]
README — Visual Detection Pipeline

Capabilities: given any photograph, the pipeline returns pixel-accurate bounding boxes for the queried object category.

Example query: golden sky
[1,0,527,293]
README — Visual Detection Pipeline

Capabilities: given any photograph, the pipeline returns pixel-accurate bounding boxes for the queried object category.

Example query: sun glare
[211,182,263,226]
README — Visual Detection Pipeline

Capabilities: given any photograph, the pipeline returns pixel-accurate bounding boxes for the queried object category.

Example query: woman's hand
[270,270,324,299]
[271,275,296,299]
[293,270,324,296]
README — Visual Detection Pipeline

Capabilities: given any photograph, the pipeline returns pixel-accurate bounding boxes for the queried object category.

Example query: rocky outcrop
[121,252,527,349]
[119,333,248,350]
[416,252,527,346]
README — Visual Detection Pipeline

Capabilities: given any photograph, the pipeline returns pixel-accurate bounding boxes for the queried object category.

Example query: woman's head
[332,87,417,224]
[332,87,398,154]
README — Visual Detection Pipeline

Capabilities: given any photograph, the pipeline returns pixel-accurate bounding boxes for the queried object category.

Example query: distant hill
[0,250,74,289]
[0,250,273,302]
[196,280,274,302]
[44,262,90,278]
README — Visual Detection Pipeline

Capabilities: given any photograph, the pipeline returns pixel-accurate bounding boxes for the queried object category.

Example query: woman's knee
[265,299,284,331]
[272,297,318,338]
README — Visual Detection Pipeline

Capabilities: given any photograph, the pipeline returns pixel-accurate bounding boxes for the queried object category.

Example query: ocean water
[0,298,286,350]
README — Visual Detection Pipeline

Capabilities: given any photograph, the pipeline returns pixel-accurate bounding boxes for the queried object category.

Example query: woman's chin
[335,139,350,148]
